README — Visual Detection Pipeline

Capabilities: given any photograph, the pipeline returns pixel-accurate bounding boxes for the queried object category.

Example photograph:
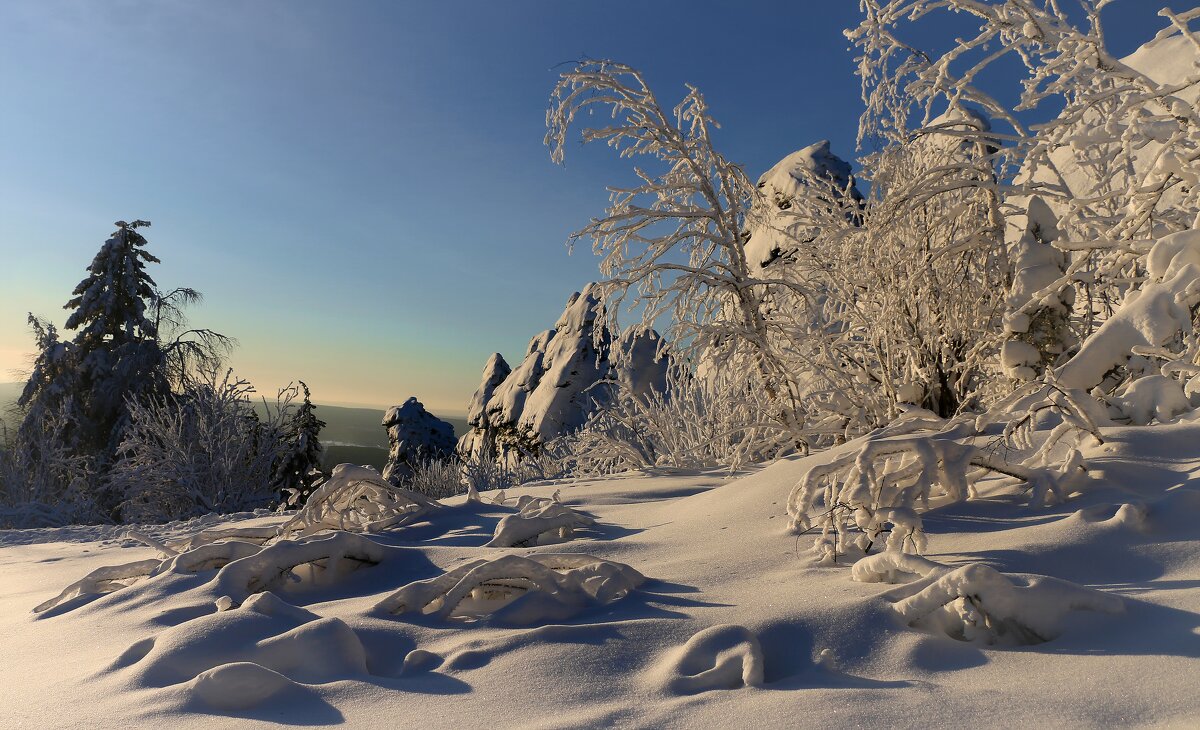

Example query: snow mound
[851,550,944,584]
[486,495,596,548]
[881,561,1124,646]
[124,591,369,710]
[190,662,299,710]
[375,552,644,626]
[658,624,765,694]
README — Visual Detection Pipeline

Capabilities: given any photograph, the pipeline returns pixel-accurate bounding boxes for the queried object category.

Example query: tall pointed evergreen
[273,382,326,506]
[58,220,166,456]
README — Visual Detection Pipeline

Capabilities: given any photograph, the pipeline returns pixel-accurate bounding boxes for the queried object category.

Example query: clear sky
[0,1,1183,413]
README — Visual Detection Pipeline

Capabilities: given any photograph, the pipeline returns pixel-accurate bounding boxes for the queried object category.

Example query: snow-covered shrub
[546,62,822,444]
[486,494,595,547]
[375,552,644,626]
[108,370,295,522]
[865,557,1124,647]
[399,457,466,500]
[1058,227,1200,392]
[559,367,792,476]
[546,57,1013,447]
[852,2,1200,380]
[786,402,1096,563]
[278,463,439,538]
[459,442,563,498]
[0,408,101,528]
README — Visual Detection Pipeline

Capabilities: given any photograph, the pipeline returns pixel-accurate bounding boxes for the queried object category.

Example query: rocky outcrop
[458,284,669,466]
[381,397,456,484]
[744,140,863,272]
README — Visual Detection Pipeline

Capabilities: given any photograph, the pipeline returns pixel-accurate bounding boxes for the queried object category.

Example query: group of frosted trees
[0,221,327,527]
[549,1,1200,468]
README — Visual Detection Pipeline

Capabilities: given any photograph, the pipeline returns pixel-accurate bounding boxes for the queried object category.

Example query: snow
[5,415,1200,727]
[1057,228,1200,390]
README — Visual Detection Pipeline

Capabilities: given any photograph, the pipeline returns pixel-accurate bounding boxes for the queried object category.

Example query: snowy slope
[3,417,1200,728]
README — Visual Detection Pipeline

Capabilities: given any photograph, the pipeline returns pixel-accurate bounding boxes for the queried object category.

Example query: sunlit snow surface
[4,419,1200,727]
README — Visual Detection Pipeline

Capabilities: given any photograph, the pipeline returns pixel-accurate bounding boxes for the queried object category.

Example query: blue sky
[0,1,1182,412]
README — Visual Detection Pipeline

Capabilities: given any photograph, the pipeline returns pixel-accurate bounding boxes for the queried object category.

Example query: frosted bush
[787,393,1100,563]
[560,368,793,476]
[0,409,101,528]
[400,458,465,500]
[278,464,439,539]
[108,370,295,522]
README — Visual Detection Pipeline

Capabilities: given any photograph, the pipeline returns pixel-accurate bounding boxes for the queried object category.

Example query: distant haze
[0,382,467,472]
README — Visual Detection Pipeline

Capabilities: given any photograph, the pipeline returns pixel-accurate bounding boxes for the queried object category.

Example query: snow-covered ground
[4,418,1200,728]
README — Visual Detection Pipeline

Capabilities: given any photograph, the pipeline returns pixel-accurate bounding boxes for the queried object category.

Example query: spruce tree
[272,382,326,506]
[63,220,168,455]
[19,220,167,463]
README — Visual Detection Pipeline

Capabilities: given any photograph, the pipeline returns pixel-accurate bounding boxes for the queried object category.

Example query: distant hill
[0,382,467,472]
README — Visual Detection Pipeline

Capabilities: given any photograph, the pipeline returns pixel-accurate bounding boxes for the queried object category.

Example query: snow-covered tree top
[65,220,160,349]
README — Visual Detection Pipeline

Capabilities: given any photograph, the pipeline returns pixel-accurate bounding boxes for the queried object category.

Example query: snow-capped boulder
[459,284,669,466]
[381,398,456,484]
[744,140,863,271]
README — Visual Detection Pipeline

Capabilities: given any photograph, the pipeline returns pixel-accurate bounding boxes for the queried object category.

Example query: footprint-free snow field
[4,420,1200,729]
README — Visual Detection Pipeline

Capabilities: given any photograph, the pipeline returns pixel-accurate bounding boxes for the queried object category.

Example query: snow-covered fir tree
[272,381,327,506]
[52,220,167,458]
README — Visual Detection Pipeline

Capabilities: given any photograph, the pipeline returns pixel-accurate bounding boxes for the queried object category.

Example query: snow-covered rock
[381,398,456,483]
[459,284,669,466]
[456,353,512,459]
[744,140,862,271]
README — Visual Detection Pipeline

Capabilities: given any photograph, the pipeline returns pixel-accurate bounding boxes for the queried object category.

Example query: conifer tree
[272,382,326,506]
[57,220,168,456]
